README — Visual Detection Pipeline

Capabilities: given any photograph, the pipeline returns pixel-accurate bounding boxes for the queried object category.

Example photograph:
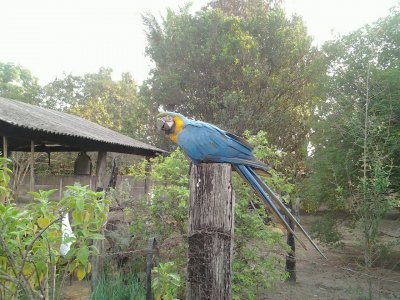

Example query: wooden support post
[144,158,151,195]
[95,151,107,192]
[1,137,8,202]
[30,140,35,193]
[2,136,8,158]
[91,151,107,292]
[187,163,234,300]
[107,153,118,189]
[59,178,63,200]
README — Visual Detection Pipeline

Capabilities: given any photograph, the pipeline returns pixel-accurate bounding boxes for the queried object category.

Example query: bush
[0,157,110,299]
[309,216,343,247]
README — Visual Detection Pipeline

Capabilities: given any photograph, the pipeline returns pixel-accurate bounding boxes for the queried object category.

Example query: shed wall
[14,175,148,202]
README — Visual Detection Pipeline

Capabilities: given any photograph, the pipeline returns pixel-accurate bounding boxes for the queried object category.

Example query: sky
[1,0,398,85]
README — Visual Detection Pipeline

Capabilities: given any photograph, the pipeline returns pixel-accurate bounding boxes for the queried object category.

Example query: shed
[0,96,165,193]
[0,97,164,156]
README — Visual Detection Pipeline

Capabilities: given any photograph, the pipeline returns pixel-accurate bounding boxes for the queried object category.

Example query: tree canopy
[42,68,149,139]
[305,8,400,210]
[0,62,42,105]
[143,0,325,156]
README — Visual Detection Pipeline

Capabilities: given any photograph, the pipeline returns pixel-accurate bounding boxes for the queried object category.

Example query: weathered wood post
[144,158,152,195]
[30,140,35,193]
[2,136,8,158]
[1,136,8,203]
[146,237,159,300]
[91,151,107,291]
[187,163,235,300]
[285,202,296,282]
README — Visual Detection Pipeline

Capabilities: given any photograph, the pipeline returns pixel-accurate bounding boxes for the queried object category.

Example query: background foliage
[303,7,400,266]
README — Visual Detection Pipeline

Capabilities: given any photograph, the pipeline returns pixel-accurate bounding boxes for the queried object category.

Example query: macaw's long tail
[233,164,327,259]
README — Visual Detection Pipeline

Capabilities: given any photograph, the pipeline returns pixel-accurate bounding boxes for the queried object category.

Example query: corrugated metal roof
[0,97,165,156]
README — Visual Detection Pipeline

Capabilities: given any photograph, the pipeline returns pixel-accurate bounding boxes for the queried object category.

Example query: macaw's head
[156,111,186,143]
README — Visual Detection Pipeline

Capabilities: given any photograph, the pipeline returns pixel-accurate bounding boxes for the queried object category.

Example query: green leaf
[89,233,104,240]
[37,217,50,229]
[86,262,92,274]
[76,197,84,212]
[77,265,86,280]
[76,246,90,265]
[22,263,34,276]
[72,210,83,225]
[27,191,41,198]
[69,261,77,274]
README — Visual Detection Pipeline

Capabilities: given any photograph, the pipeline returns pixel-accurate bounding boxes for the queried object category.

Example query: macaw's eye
[164,115,174,123]
[156,116,175,133]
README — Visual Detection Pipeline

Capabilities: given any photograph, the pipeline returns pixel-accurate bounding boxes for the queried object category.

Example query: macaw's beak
[156,116,175,134]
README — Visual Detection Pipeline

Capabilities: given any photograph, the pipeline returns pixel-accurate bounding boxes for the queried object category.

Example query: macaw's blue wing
[177,122,270,172]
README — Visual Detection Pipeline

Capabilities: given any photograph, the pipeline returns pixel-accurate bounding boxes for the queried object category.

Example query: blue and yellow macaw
[157,111,326,258]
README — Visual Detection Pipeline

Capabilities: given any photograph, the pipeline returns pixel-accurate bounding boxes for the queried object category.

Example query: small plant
[60,184,110,280]
[152,262,181,300]
[309,216,343,247]
[0,156,12,202]
[0,158,110,299]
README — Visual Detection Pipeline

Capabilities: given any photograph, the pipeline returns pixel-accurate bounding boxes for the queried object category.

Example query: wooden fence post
[285,202,296,282]
[146,237,159,300]
[187,163,235,300]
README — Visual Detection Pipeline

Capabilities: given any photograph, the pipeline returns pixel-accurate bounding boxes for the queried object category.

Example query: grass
[90,271,146,300]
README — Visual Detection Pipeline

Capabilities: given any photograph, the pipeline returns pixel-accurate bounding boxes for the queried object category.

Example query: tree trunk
[187,163,235,300]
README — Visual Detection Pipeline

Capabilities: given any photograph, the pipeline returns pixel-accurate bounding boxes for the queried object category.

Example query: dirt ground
[263,213,400,300]
[63,280,91,300]
[63,213,400,300]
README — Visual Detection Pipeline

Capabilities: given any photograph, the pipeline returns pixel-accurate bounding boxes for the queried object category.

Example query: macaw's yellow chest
[169,116,185,144]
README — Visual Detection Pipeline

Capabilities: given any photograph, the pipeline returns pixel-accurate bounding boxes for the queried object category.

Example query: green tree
[41,68,152,176]
[143,1,324,157]
[0,62,42,104]
[306,7,400,209]
[304,8,400,267]
[43,68,150,139]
